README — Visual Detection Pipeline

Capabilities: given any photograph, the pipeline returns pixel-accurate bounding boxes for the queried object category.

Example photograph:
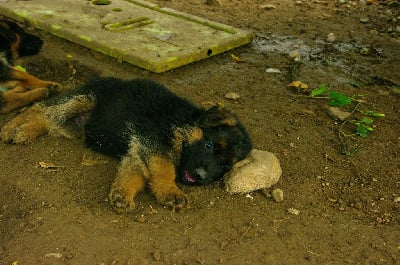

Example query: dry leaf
[231,53,245,63]
[287,80,310,94]
[288,80,309,89]
[38,161,60,169]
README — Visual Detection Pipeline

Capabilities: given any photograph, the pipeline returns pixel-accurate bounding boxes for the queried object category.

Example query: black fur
[84,78,203,157]
[79,77,252,184]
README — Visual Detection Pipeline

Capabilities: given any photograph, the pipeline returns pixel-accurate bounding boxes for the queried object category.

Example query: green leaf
[310,84,327,97]
[360,117,373,124]
[354,118,374,137]
[328,91,352,106]
[357,124,370,137]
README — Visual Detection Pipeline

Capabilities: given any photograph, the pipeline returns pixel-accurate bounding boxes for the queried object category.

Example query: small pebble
[265,68,281,73]
[326,33,336,43]
[287,208,300,215]
[359,18,370,23]
[271,188,284,202]
[224,92,240,100]
[152,251,161,261]
[260,4,276,10]
[394,197,400,203]
[44,253,63,258]
[289,50,301,62]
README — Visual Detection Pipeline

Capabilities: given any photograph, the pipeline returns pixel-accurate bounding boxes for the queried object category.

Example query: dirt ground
[1,0,400,264]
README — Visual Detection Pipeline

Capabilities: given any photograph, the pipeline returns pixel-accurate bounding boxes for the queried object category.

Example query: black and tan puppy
[1,77,252,212]
[0,19,59,113]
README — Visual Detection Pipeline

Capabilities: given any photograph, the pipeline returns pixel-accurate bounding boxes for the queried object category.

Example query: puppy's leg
[109,154,147,213]
[1,93,96,143]
[10,67,60,92]
[147,155,188,210]
[0,86,49,113]
[1,105,49,143]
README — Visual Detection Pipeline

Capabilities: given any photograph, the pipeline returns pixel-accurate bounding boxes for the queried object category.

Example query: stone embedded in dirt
[327,106,351,121]
[271,188,284,202]
[289,50,301,62]
[260,4,276,10]
[287,208,300,215]
[152,251,161,261]
[224,92,240,100]
[326,33,336,43]
[265,68,281,73]
[224,149,282,193]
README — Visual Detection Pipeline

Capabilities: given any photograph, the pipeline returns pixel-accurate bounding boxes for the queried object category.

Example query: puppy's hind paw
[1,107,49,144]
[1,122,41,144]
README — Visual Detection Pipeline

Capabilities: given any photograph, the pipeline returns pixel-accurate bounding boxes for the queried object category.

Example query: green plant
[309,85,384,138]
[328,91,352,107]
[350,117,374,138]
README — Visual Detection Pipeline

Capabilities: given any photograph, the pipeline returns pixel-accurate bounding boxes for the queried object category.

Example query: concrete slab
[0,0,253,73]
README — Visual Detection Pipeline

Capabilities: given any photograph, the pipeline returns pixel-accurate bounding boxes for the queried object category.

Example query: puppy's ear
[198,106,239,128]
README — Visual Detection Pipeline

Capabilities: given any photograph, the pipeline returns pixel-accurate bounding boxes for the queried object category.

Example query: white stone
[272,188,284,202]
[327,106,351,121]
[224,149,282,193]
[265,68,281,73]
[224,92,240,100]
[327,33,336,43]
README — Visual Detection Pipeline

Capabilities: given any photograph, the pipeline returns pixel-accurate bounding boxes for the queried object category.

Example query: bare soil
[1,0,399,264]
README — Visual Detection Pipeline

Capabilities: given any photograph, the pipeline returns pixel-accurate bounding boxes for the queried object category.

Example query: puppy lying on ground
[1,77,252,212]
[0,18,59,113]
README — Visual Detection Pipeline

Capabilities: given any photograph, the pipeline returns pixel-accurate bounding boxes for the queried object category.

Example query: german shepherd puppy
[0,19,59,113]
[1,77,252,212]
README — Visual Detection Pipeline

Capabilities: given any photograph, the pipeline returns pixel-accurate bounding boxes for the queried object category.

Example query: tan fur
[1,94,96,142]
[0,105,49,143]
[9,68,58,90]
[44,95,96,138]
[0,86,48,114]
[147,155,187,209]
[109,136,188,212]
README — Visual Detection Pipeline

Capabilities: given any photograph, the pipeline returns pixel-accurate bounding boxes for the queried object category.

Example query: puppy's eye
[204,141,214,151]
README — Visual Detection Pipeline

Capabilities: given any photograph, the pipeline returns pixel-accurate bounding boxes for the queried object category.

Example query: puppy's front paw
[156,189,188,211]
[109,188,136,213]
[46,82,62,95]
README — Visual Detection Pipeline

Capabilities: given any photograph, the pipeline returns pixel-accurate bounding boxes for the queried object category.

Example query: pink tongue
[184,171,196,183]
